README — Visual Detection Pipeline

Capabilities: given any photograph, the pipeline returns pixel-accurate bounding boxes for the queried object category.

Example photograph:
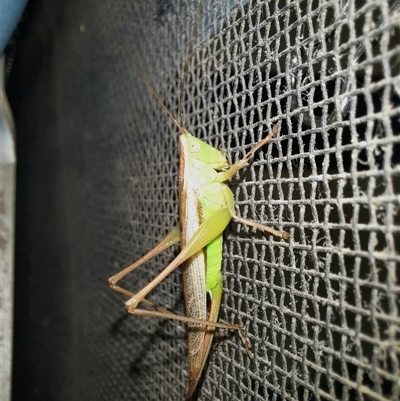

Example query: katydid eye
[189,142,201,153]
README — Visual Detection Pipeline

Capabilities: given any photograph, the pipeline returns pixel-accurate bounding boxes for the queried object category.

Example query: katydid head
[180,132,228,171]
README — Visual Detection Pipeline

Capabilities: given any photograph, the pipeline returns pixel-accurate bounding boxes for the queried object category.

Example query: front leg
[217,125,278,182]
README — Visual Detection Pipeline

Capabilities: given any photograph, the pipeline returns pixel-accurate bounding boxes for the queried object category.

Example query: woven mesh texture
[10,0,400,400]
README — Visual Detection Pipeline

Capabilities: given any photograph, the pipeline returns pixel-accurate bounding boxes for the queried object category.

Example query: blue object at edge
[1,0,29,54]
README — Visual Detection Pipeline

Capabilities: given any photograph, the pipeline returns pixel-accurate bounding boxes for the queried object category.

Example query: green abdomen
[206,234,223,298]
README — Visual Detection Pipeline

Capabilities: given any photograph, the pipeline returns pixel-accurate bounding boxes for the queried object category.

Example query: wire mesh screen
[10,0,400,400]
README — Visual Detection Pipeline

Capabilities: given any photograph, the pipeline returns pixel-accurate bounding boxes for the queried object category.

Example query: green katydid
[109,10,289,401]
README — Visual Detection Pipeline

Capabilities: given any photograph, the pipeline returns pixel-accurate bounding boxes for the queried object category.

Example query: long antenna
[134,65,183,132]
[178,0,204,131]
